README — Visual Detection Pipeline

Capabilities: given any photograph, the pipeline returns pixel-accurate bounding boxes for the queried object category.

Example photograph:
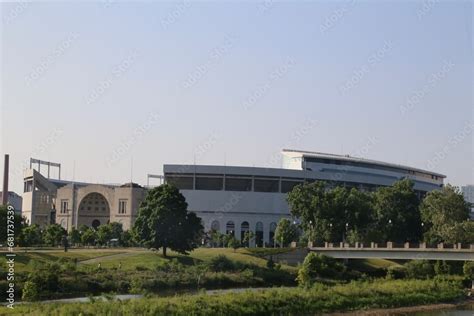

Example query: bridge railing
[302,241,474,251]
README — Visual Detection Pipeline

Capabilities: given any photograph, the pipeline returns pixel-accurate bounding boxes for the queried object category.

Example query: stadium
[22,149,445,246]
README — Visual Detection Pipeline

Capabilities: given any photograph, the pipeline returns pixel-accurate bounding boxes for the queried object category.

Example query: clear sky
[1,0,472,194]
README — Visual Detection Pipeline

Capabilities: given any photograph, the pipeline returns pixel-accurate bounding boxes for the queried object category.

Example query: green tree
[0,205,26,244]
[287,181,329,243]
[287,182,375,243]
[420,185,471,244]
[463,261,474,279]
[434,260,451,275]
[242,230,255,247]
[97,224,113,245]
[81,227,97,246]
[274,218,298,247]
[372,179,421,243]
[69,227,81,246]
[43,224,66,247]
[297,252,345,287]
[18,224,43,247]
[404,260,434,279]
[132,184,203,257]
[210,230,225,247]
[121,230,133,247]
[226,236,240,251]
[109,222,124,241]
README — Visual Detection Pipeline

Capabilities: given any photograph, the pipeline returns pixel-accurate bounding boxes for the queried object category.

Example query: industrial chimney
[2,154,9,206]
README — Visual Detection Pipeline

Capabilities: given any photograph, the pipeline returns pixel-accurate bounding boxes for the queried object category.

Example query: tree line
[286,178,473,245]
[1,179,472,254]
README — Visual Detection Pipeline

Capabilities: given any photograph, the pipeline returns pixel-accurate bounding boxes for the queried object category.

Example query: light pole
[343,222,349,243]
[329,223,333,242]
[388,219,392,243]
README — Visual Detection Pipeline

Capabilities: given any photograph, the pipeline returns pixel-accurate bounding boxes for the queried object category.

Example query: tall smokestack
[2,154,9,206]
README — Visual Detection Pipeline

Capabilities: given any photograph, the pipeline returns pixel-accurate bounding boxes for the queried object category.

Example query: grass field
[0,247,406,303]
[0,247,398,275]
[0,247,299,272]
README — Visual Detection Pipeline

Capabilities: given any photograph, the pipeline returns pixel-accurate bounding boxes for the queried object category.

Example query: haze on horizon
[1,1,472,194]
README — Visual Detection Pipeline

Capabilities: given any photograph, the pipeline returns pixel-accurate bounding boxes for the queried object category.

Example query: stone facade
[55,182,146,231]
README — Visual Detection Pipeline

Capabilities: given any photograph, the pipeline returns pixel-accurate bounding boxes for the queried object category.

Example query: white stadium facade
[164,149,445,247]
[22,149,445,247]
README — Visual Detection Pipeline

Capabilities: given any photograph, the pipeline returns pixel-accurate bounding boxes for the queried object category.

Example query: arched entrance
[78,192,110,228]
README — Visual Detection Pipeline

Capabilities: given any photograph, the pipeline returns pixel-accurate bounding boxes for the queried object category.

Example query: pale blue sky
[1,0,472,193]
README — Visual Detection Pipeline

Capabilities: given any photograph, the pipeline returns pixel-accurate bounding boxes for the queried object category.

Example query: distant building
[55,182,146,231]
[0,191,22,215]
[22,168,146,230]
[164,149,445,246]
[23,150,446,246]
[461,185,474,219]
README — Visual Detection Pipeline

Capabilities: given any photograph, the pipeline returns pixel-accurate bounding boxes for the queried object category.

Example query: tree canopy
[274,218,298,247]
[286,179,460,244]
[420,185,471,244]
[132,184,203,257]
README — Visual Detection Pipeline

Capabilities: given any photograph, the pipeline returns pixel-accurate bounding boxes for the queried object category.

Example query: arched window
[226,221,235,236]
[211,220,220,232]
[255,222,264,247]
[269,222,277,247]
[240,221,250,243]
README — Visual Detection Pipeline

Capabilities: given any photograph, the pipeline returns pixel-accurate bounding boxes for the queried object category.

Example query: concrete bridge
[308,242,474,261]
[269,242,474,265]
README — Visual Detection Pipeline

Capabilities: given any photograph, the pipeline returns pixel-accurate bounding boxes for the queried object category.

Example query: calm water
[408,303,473,316]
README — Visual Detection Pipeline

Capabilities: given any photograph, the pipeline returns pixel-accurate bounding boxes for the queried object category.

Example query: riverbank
[331,298,474,315]
[2,279,466,315]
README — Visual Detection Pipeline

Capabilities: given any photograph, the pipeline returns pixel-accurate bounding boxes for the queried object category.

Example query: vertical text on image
[5,205,16,309]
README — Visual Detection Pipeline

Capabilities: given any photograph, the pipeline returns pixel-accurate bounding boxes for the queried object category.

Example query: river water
[408,303,473,316]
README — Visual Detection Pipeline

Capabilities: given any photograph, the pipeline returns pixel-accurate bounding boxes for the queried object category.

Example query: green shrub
[434,260,451,275]
[463,261,474,279]
[404,260,435,279]
[297,253,345,286]
[208,255,235,272]
[9,279,466,315]
[266,256,275,270]
[21,281,39,301]
[385,265,406,279]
